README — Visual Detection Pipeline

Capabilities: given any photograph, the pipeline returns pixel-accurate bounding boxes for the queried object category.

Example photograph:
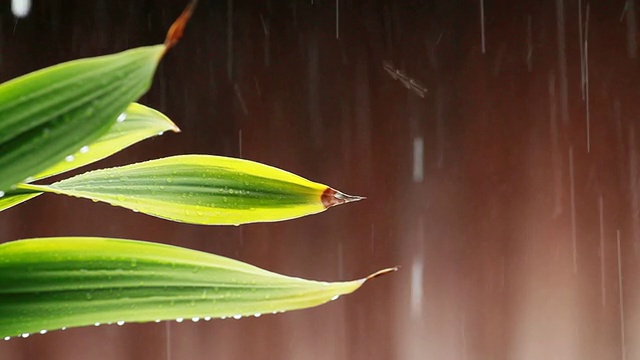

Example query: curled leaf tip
[363,267,399,282]
[164,0,198,53]
[321,188,365,209]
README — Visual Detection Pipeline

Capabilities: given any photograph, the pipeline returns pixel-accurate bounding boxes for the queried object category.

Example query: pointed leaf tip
[363,267,399,282]
[164,0,198,52]
[321,188,366,208]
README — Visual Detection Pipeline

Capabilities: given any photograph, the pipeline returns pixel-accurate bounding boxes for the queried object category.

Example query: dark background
[0,0,638,359]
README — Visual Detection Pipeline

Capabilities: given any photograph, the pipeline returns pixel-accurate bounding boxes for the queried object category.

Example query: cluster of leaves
[0,2,394,340]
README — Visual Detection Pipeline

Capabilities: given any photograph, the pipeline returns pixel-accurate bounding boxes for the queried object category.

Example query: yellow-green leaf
[0,103,178,212]
[31,103,179,181]
[21,155,364,225]
[0,189,41,213]
[0,237,395,339]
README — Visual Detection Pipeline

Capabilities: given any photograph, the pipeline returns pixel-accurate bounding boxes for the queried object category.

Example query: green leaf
[0,189,41,213]
[31,102,179,181]
[0,237,395,339]
[21,155,364,225]
[0,103,177,212]
[0,45,166,192]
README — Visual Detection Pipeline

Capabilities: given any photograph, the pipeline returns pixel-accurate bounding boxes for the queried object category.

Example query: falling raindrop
[11,0,31,18]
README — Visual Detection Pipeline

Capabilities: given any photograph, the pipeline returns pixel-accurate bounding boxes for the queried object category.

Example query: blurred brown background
[1,0,639,359]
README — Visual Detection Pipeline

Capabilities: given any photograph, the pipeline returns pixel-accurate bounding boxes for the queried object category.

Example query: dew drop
[21,333,29,338]
[254,313,261,318]
[176,318,184,323]
[192,317,200,322]
[94,323,100,327]
[221,316,227,320]
[61,327,67,331]
[155,319,161,323]
[4,336,10,341]
[117,320,125,326]
[117,113,126,123]
[233,314,242,320]
[0,191,5,198]
[331,295,340,301]
[39,330,47,335]
[204,316,212,321]
[65,155,75,162]
[79,146,89,154]
[158,131,165,136]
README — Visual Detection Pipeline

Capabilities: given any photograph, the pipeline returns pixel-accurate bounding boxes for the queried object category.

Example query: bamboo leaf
[0,103,178,212]
[0,237,396,339]
[31,103,179,181]
[0,45,166,192]
[0,189,41,213]
[21,155,364,225]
